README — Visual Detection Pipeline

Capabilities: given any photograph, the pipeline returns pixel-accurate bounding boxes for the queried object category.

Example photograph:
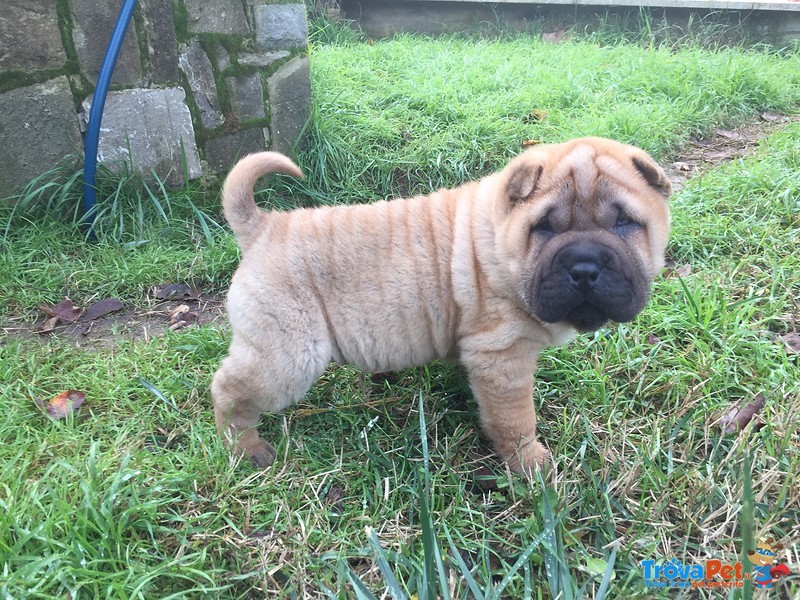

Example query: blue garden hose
[83,0,138,233]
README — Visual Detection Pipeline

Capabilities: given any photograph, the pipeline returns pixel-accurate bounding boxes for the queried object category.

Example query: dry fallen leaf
[39,298,83,322]
[472,465,499,492]
[522,139,542,148]
[780,331,800,355]
[35,390,86,419]
[326,485,346,515]
[673,161,692,172]
[81,297,124,322]
[523,109,548,123]
[36,316,60,334]
[714,128,741,140]
[718,393,766,434]
[663,259,692,278]
[542,29,570,43]
[169,304,199,330]
[760,112,788,123]
[646,334,661,345]
[155,283,198,301]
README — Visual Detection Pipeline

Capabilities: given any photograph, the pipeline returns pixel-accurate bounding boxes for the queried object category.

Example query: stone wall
[0,0,312,197]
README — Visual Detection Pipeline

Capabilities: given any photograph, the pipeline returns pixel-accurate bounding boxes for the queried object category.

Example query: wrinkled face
[498,138,671,332]
[748,544,776,567]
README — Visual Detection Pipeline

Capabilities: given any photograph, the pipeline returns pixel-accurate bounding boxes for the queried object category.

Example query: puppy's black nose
[569,261,600,285]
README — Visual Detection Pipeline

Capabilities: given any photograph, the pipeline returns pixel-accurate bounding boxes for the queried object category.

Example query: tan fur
[212,137,671,477]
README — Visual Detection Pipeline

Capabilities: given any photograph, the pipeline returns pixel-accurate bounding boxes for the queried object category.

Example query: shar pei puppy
[212,137,671,478]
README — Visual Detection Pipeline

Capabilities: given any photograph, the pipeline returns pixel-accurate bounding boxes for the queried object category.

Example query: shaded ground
[2,113,795,349]
[1,291,226,350]
[663,112,797,191]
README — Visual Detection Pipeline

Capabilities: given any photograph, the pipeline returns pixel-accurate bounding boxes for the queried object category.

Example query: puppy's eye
[613,216,640,233]
[531,218,556,236]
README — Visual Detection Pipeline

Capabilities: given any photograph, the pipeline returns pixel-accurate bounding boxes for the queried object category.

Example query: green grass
[1,26,799,598]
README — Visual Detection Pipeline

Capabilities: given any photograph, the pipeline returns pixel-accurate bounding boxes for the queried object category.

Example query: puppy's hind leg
[212,333,329,468]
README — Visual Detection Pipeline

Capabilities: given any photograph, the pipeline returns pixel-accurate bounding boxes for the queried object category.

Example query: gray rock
[267,56,311,155]
[179,41,224,129]
[82,87,201,185]
[68,0,142,85]
[216,46,232,71]
[227,74,265,120]
[238,51,290,68]
[0,0,66,72]
[0,77,83,199]
[254,4,308,50]
[184,0,248,34]
[140,0,180,83]
[205,128,269,174]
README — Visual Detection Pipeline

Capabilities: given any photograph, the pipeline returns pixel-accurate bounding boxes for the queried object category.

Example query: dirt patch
[663,113,797,192]
[2,292,227,350]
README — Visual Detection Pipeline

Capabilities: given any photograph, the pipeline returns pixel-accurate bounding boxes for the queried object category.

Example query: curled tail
[222,152,304,248]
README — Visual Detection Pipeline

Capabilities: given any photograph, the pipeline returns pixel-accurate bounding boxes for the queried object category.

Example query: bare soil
[1,292,226,350]
[663,113,797,192]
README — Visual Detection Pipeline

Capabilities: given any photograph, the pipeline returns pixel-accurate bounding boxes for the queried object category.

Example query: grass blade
[442,523,484,599]
[347,566,379,600]
[367,526,407,600]
[595,542,618,600]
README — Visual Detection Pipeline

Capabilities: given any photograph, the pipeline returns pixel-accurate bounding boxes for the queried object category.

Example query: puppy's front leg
[464,352,550,479]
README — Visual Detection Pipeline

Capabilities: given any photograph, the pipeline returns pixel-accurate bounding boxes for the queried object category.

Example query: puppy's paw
[248,440,277,468]
[505,440,551,481]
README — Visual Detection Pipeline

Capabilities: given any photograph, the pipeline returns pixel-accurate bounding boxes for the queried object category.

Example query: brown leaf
[472,465,499,492]
[522,139,542,148]
[542,29,570,43]
[39,298,83,322]
[247,529,277,540]
[780,331,800,355]
[646,334,661,345]
[760,112,788,123]
[81,297,124,322]
[672,161,692,172]
[663,261,691,278]
[718,394,766,434]
[155,283,198,301]
[169,304,198,330]
[326,485,346,514]
[714,128,741,140]
[704,150,735,161]
[36,316,59,334]
[35,390,86,419]
[523,109,548,123]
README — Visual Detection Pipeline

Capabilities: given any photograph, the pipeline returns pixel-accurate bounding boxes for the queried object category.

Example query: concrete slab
[342,0,800,42]
[82,88,202,185]
[411,0,799,9]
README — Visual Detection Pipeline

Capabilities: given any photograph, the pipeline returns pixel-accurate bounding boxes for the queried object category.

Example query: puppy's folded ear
[632,155,672,198]
[506,162,544,206]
